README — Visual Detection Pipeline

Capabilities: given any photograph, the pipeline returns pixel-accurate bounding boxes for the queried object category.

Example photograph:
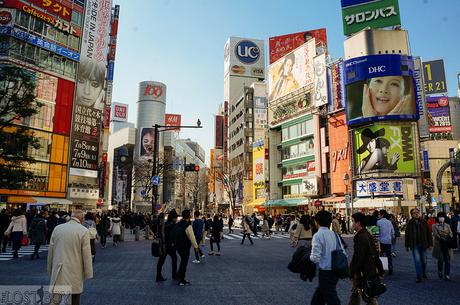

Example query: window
[33,19,44,35]
[16,12,30,28]
[289,124,298,139]
[39,49,52,70]
[24,44,36,62]
[24,162,49,191]
[53,55,64,74]
[28,131,52,162]
[56,31,68,46]
[71,11,83,26]
[64,60,76,78]
[45,24,57,41]
[68,35,80,50]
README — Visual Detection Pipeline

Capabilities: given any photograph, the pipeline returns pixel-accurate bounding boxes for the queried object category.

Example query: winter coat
[350,228,381,280]
[47,218,93,294]
[5,215,27,235]
[97,217,110,236]
[432,223,454,261]
[29,216,47,244]
[405,218,432,250]
[243,220,253,235]
[110,217,122,235]
[295,225,312,241]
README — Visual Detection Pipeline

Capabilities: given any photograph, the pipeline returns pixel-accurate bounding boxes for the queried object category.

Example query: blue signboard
[344,54,420,126]
[423,150,429,172]
[0,26,12,36]
[341,0,374,8]
[10,28,80,61]
[151,175,161,186]
[107,61,115,81]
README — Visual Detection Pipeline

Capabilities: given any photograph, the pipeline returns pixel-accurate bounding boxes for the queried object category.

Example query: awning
[265,198,308,207]
[246,201,265,207]
[335,198,401,209]
[319,196,345,203]
[32,197,72,205]
[8,196,36,204]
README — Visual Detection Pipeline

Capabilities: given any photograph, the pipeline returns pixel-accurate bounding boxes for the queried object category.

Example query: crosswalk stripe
[228,234,243,239]
[222,235,234,240]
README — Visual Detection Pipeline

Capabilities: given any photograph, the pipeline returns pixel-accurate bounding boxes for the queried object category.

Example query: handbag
[379,257,389,271]
[331,233,349,279]
[88,227,98,239]
[21,235,29,246]
[362,275,387,300]
[151,238,166,257]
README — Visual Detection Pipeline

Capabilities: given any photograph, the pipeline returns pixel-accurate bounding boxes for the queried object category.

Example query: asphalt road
[1,230,459,305]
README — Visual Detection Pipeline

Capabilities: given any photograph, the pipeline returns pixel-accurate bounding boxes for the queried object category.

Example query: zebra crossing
[205,232,291,241]
[0,245,49,261]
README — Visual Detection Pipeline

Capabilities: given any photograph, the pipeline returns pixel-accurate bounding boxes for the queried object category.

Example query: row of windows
[6,37,77,78]
[282,164,308,177]
[23,162,67,193]
[282,120,314,142]
[15,11,81,51]
[282,139,314,160]
[19,100,55,132]
[283,183,311,196]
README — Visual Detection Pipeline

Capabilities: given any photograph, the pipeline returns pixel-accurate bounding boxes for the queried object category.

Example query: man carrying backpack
[173,210,199,286]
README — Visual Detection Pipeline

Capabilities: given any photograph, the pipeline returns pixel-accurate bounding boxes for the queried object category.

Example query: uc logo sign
[235,40,260,64]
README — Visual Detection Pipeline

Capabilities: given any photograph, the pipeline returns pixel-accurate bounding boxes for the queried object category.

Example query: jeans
[241,233,253,245]
[437,246,451,276]
[194,245,204,260]
[411,245,427,278]
[380,243,393,272]
[177,249,190,281]
[311,270,341,305]
[210,240,220,252]
[157,246,178,278]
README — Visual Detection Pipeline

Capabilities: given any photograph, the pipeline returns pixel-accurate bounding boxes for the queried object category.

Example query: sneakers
[391,252,396,257]
[215,252,221,256]
[445,275,451,281]
[208,251,214,255]
[178,280,191,286]
[200,254,206,259]
[191,259,200,264]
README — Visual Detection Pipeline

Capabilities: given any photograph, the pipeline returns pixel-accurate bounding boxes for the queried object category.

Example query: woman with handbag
[156,210,178,282]
[4,209,27,259]
[83,212,97,262]
[432,212,453,281]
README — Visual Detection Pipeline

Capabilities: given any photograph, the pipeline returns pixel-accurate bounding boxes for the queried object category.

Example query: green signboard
[354,123,416,176]
[342,0,401,36]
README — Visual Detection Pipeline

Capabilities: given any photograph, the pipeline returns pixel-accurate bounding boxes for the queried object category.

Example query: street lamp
[150,120,203,214]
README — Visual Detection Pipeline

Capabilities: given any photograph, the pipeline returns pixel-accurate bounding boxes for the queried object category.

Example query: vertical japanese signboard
[70,0,112,177]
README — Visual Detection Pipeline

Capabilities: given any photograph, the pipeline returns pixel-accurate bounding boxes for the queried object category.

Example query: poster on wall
[268,39,316,101]
[139,127,154,159]
[426,96,452,133]
[353,123,416,176]
[70,0,112,177]
[345,54,420,126]
[252,142,265,201]
[269,28,327,64]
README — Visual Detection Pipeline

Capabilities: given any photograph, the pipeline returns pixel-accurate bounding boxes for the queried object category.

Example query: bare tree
[217,165,242,217]
[131,157,174,201]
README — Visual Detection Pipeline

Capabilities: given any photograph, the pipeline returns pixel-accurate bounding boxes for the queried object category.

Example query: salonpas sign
[342,0,401,36]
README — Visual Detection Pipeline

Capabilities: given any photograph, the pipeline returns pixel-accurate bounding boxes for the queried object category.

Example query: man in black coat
[349,212,384,305]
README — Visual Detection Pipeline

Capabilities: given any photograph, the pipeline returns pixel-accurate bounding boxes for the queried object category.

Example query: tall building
[0,1,87,209]
[224,37,265,214]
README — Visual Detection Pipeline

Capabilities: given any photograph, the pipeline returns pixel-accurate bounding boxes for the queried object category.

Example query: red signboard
[215,115,224,149]
[111,102,127,122]
[165,114,181,131]
[104,106,111,128]
[30,0,72,21]
[283,172,307,180]
[269,28,327,64]
[328,112,350,194]
[307,161,316,173]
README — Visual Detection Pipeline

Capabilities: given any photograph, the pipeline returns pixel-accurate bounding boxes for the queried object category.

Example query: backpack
[172,220,190,250]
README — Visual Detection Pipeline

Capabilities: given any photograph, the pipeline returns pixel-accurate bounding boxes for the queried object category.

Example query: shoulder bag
[331,232,349,279]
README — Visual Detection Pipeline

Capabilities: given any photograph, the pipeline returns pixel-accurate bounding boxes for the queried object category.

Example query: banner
[426,96,452,133]
[355,178,403,197]
[139,127,154,159]
[70,0,112,177]
[111,102,128,122]
[329,60,345,112]
[224,37,265,78]
[252,142,265,201]
[345,54,420,126]
[422,59,448,96]
[268,39,316,101]
[328,112,350,194]
[353,123,416,176]
[165,113,181,131]
[215,115,224,148]
[342,0,401,36]
[269,28,327,64]
[313,53,328,107]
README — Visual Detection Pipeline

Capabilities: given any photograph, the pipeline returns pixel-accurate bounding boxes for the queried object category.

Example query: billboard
[224,37,265,78]
[111,102,128,122]
[414,57,429,138]
[215,115,224,148]
[139,127,154,159]
[329,60,345,112]
[165,113,181,131]
[355,178,403,197]
[345,54,420,126]
[70,0,112,177]
[268,39,316,101]
[105,5,120,107]
[252,142,265,202]
[353,123,417,176]
[422,59,447,95]
[138,81,166,104]
[269,28,327,64]
[342,0,401,36]
[426,96,452,133]
[29,0,72,21]
[313,53,328,107]
[328,112,350,194]
[254,96,267,129]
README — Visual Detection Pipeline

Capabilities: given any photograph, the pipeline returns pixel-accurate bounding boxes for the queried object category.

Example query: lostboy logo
[235,40,260,64]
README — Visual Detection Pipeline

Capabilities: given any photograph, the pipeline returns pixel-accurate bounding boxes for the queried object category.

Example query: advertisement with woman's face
[76,59,106,111]
[140,128,155,159]
[345,55,420,126]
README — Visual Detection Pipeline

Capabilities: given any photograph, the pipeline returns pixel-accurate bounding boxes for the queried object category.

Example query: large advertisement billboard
[268,39,316,101]
[165,113,181,131]
[422,59,447,96]
[342,0,401,36]
[224,37,265,79]
[139,127,154,159]
[426,96,452,133]
[328,112,350,194]
[70,0,112,177]
[353,123,417,176]
[345,54,420,126]
[252,142,265,202]
[268,28,327,64]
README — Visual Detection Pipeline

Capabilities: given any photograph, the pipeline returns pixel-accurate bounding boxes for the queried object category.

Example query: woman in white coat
[110,213,122,246]
[4,209,27,258]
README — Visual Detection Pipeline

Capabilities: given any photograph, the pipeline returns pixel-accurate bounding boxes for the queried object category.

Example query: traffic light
[184,164,200,172]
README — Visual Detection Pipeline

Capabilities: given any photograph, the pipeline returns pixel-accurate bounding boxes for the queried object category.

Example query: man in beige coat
[47,210,93,305]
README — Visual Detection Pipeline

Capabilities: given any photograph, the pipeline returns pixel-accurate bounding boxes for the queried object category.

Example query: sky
[111,0,460,165]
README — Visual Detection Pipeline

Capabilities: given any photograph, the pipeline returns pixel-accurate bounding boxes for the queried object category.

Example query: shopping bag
[380,257,389,271]
[21,235,29,246]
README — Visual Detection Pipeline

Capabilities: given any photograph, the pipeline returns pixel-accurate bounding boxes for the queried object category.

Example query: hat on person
[357,128,385,154]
